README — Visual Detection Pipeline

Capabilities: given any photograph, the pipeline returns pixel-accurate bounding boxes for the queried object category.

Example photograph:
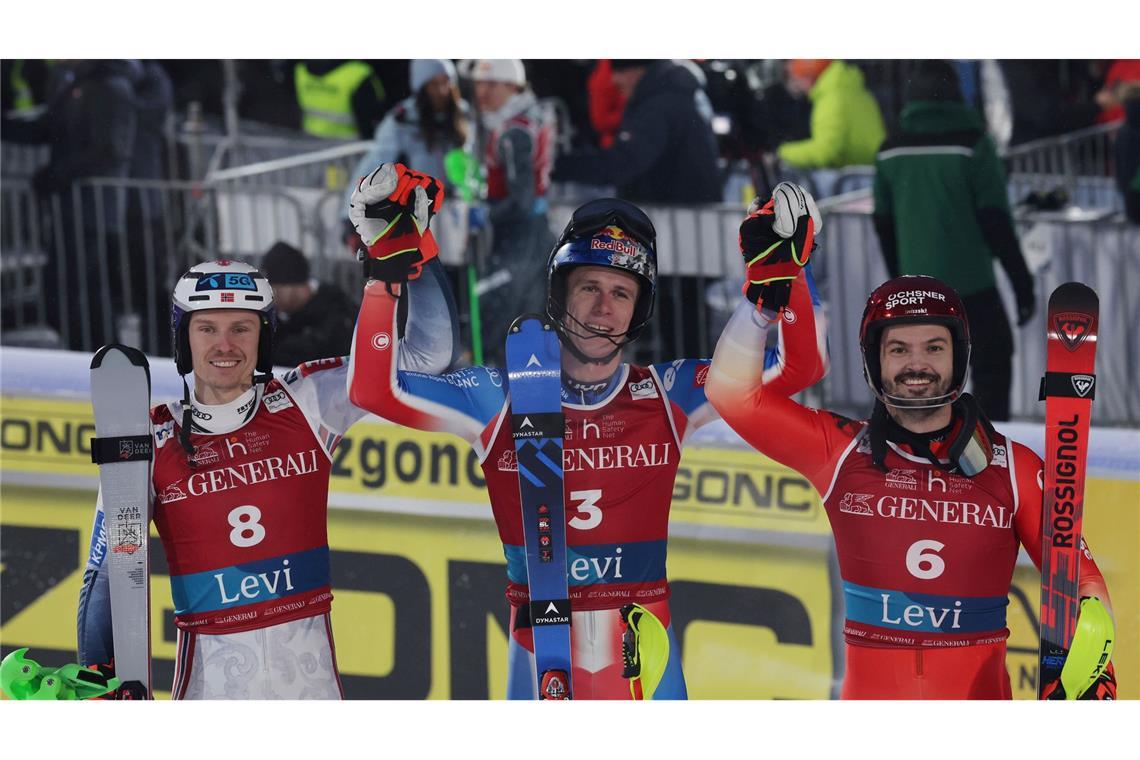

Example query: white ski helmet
[171,259,276,376]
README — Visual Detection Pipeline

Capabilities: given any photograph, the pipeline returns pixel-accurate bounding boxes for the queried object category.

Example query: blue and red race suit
[346,270,828,699]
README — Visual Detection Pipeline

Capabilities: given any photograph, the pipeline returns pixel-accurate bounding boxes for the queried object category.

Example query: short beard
[888,403,944,426]
[881,371,952,421]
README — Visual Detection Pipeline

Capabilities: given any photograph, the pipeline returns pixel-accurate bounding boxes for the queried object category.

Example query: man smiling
[348,180,829,698]
[186,309,262,402]
[77,163,458,699]
[707,250,1119,698]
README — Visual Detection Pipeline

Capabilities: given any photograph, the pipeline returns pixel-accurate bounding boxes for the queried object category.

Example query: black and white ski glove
[349,162,444,285]
[739,181,821,311]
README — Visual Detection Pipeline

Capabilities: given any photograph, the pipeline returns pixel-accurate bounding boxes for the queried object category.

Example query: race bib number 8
[228,505,266,548]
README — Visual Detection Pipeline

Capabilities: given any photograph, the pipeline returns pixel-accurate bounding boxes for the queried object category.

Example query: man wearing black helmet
[348,170,829,699]
[76,164,458,699]
[706,200,1117,699]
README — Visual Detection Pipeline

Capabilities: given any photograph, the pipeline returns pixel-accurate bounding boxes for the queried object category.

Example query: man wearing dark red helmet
[349,172,829,698]
[707,200,1118,699]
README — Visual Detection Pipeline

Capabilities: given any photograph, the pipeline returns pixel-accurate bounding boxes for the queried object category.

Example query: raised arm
[707,288,855,494]
[349,279,504,452]
[661,267,829,438]
[706,183,850,492]
[343,162,505,454]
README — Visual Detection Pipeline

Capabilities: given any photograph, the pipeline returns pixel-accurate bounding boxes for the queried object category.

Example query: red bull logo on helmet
[591,226,654,279]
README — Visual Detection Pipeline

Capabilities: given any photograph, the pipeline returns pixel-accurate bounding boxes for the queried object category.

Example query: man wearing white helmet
[76,163,457,699]
[469,59,556,364]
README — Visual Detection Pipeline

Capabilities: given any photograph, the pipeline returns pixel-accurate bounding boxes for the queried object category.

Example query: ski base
[505,315,573,700]
[90,344,155,699]
[1037,283,1098,699]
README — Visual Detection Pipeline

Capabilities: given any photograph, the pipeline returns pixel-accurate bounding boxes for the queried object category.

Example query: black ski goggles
[557,197,657,252]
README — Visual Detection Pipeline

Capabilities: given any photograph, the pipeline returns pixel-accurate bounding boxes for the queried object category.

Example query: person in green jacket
[872,59,1036,422]
[777,59,886,169]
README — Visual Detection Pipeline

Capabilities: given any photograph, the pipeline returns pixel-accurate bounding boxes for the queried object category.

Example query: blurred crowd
[6,59,1136,200]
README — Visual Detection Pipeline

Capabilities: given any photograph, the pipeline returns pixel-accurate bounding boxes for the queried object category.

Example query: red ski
[1037,282,1098,699]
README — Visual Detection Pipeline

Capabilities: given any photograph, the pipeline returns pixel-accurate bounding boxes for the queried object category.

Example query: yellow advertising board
[1,394,1136,699]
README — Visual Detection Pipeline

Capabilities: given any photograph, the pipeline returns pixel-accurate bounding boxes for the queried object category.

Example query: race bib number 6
[906,539,946,580]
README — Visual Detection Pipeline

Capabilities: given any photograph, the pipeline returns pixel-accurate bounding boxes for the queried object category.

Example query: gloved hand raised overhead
[739,181,821,311]
[349,162,444,284]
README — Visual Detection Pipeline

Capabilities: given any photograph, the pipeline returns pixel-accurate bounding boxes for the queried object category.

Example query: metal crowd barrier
[796,196,1140,426]
[5,174,1137,425]
[203,137,370,190]
[0,176,310,355]
[1003,120,1122,203]
[547,193,1140,426]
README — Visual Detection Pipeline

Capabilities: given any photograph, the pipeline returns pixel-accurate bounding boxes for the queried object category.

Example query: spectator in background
[294,60,387,140]
[552,59,722,203]
[1116,82,1140,223]
[470,58,556,364]
[467,59,556,362]
[1,59,138,351]
[777,59,885,170]
[342,59,472,251]
[872,59,1035,421]
[2,59,52,115]
[587,59,626,148]
[124,60,174,355]
[1095,59,1140,124]
[755,60,813,152]
[260,241,357,368]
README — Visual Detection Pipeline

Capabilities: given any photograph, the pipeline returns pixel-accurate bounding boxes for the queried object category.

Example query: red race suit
[707,286,1113,699]
[77,262,457,699]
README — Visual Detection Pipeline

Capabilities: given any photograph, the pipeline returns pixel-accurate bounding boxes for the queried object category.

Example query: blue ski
[505,314,572,700]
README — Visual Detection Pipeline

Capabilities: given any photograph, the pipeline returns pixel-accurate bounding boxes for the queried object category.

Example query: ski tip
[90,344,151,370]
[507,313,552,334]
[1049,282,1099,310]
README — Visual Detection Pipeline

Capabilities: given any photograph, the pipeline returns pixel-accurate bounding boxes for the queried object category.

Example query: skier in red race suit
[347,166,829,699]
[706,183,1118,699]
[77,165,458,698]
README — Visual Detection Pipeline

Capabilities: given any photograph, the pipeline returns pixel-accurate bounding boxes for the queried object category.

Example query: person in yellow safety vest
[294,60,387,139]
[2,59,51,115]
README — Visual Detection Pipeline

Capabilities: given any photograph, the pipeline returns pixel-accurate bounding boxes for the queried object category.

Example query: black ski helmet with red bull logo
[546,197,657,346]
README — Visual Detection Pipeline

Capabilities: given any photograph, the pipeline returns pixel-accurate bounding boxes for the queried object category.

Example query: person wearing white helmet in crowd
[77,164,458,699]
[468,59,557,364]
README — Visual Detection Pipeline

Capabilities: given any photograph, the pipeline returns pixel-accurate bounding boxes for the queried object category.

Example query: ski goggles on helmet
[556,197,656,252]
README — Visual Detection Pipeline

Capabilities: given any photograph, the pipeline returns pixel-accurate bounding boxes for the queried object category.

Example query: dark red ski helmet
[859,275,971,406]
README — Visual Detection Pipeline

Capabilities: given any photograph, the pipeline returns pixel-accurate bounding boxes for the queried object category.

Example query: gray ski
[90,344,154,699]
